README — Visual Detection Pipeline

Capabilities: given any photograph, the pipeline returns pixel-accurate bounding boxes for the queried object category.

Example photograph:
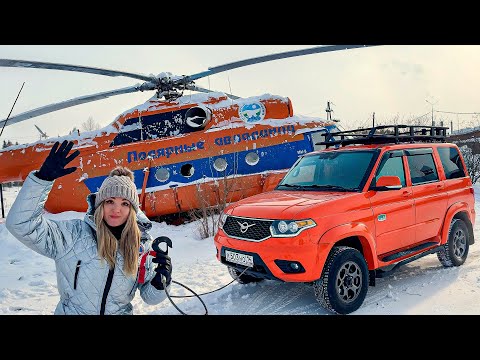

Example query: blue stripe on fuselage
[84,126,336,193]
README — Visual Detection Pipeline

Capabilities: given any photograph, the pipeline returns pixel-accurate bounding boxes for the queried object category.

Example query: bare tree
[188,175,255,239]
[187,155,247,239]
[81,116,101,132]
[459,144,480,184]
[2,140,13,148]
[188,180,226,239]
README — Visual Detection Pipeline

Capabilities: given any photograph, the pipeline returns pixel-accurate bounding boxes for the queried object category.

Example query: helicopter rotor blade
[185,84,241,100]
[188,45,378,81]
[0,46,379,126]
[0,83,155,128]
[0,59,154,82]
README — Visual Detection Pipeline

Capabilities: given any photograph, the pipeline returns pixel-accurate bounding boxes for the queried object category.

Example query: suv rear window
[407,152,439,185]
[437,146,466,179]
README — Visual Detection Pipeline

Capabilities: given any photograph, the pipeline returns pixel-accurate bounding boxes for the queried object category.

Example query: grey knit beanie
[94,167,140,213]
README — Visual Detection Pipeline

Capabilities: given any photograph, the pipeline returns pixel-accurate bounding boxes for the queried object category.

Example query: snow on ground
[1,184,480,315]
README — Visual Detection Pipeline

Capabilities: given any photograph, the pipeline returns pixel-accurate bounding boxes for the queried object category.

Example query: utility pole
[326,101,332,122]
[373,112,375,127]
[426,98,438,127]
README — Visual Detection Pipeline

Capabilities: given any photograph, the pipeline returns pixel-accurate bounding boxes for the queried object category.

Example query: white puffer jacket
[6,171,169,315]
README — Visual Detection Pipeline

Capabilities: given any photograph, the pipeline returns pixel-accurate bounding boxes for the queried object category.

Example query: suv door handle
[436,183,445,190]
[402,191,412,197]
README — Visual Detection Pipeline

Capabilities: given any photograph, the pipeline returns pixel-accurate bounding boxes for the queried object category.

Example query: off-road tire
[228,266,264,284]
[313,246,369,315]
[437,218,470,267]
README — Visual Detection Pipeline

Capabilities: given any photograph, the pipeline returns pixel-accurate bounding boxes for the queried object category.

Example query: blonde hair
[94,168,141,277]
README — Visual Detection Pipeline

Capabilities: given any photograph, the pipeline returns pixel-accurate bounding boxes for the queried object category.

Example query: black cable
[162,267,249,315]
[162,279,208,315]
[150,236,251,315]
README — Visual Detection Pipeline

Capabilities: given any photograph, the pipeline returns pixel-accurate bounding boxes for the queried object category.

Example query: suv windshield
[277,150,378,192]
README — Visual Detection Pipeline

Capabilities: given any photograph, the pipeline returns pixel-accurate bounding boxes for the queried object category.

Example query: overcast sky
[1,45,479,144]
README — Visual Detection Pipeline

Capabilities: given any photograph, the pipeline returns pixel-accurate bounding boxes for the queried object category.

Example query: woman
[6,140,172,315]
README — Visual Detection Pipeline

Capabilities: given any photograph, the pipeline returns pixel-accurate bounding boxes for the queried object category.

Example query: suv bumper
[214,231,330,282]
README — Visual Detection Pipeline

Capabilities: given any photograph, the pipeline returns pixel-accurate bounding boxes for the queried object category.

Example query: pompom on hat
[94,167,140,213]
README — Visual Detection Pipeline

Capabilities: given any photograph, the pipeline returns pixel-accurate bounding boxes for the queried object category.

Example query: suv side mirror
[371,176,402,191]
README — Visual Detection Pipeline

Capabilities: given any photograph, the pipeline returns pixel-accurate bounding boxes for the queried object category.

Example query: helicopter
[0,45,377,219]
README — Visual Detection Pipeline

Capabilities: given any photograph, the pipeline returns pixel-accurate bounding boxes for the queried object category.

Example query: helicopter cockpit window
[155,167,170,182]
[181,164,195,178]
[245,152,260,166]
[110,106,210,147]
[214,158,228,172]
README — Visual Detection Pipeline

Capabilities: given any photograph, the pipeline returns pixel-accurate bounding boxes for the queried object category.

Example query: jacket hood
[84,193,152,233]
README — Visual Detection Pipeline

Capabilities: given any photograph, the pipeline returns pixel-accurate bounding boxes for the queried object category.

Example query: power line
[411,111,432,122]
[436,110,480,115]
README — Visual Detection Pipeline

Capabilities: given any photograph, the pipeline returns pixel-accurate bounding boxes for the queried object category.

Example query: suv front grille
[223,216,273,241]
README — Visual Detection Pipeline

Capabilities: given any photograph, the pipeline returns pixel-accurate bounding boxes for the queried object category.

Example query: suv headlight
[218,212,228,229]
[270,219,316,237]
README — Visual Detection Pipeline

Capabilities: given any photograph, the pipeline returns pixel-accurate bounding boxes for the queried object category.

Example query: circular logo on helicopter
[239,102,266,123]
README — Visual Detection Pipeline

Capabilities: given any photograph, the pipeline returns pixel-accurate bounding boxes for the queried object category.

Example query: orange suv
[214,125,476,314]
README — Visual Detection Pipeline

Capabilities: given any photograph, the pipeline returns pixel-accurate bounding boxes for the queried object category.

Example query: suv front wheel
[313,246,368,315]
[437,218,470,267]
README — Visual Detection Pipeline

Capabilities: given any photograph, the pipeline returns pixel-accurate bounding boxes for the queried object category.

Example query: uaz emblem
[238,221,256,234]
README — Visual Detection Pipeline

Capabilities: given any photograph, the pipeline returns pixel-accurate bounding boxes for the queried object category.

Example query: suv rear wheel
[313,246,368,315]
[228,266,264,284]
[437,218,470,267]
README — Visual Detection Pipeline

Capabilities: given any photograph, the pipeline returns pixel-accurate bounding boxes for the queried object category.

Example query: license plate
[225,250,254,268]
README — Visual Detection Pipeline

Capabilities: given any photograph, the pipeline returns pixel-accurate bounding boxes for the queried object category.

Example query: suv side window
[437,146,466,179]
[374,152,406,187]
[311,131,327,151]
[407,152,439,185]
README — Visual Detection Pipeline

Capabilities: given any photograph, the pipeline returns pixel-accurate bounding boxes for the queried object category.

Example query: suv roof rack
[318,124,449,149]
